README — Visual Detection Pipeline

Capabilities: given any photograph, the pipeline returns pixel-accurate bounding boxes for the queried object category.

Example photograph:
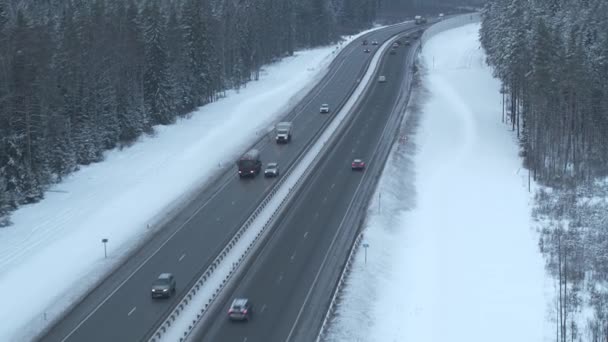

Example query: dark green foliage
[0,0,380,223]
[480,0,608,183]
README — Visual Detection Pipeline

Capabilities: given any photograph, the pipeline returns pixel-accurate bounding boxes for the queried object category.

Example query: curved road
[193,28,420,342]
[39,23,424,342]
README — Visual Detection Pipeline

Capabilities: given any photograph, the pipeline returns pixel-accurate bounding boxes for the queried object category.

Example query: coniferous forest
[0,0,383,224]
[481,1,608,340]
[480,0,608,183]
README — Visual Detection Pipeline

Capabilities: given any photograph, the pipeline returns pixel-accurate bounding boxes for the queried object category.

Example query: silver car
[320,104,330,113]
[264,163,279,177]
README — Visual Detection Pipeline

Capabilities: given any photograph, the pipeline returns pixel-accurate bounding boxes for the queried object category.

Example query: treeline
[0,0,379,225]
[480,1,608,341]
[480,0,608,184]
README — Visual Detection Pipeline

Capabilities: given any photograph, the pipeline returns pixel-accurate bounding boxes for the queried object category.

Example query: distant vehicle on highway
[264,163,279,177]
[414,15,427,24]
[389,49,396,55]
[228,298,251,321]
[351,159,366,170]
[237,149,261,178]
[371,40,379,45]
[320,103,330,113]
[378,75,386,83]
[151,273,176,298]
[363,48,371,53]
[362,39,368,45]
[404,39,411,46]
[439,13,445,20]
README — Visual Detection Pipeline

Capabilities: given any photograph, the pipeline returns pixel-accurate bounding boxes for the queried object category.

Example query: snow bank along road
[38,22,425,342]
[191,27,424,342]
[325,20,548,342]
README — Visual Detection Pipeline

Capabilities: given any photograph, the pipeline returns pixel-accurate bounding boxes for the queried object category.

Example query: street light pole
[102,238,108,258]
[362,243,370,264]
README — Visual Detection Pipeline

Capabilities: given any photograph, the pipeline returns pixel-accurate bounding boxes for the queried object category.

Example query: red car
[351,159,365,170]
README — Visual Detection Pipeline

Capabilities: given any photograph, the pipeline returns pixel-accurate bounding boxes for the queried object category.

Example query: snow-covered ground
[325,23,551,342]
[0,29,378,341]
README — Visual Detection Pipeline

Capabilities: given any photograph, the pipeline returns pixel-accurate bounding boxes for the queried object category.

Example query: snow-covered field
[0,31,375,341]
[325,23,551,342]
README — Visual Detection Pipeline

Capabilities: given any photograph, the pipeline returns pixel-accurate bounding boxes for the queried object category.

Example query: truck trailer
[275,122,293,143]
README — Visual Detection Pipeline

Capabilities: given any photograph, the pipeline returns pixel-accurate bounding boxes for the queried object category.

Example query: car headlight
[163,289,168,292]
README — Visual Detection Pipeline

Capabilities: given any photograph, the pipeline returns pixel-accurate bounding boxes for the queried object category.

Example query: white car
[320,104,330,113]
[378,76,386,83]
[264,163,279,177]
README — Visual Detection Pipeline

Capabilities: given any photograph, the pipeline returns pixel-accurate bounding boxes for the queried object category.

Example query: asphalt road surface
[39,22,423,342]
[193,27,419,342]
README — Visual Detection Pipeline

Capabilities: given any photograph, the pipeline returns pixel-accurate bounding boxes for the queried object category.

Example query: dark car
[228,298,251,321]
[364,48,371,53]
[389,49,397,55]
[404,39,411,46]
[351,159,366,170]
[264,163,279,177]
[362,39,368,45]
[151,273,176,298]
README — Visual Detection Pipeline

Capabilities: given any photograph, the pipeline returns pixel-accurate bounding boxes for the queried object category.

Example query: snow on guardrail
[148,28,389,342]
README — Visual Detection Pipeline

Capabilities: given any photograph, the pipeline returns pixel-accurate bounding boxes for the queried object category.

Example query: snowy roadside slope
[325,23,550,342]
[0,43,347,341]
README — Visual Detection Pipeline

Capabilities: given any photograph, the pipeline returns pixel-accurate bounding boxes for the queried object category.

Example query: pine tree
[142,0,174,125]
[0,172,11,227]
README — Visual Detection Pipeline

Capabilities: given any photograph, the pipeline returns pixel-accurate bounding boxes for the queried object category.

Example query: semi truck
[275,122,293,143]
[237,149,261,178]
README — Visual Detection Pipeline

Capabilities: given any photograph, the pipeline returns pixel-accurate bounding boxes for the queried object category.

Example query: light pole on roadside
[363,243,370,264]
[102,238,109,258]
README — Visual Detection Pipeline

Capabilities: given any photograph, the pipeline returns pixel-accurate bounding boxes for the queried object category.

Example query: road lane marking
[61,168,236,341]
[285,39,412,337]
[331,183,335,189]
[128,307,136,316]
[277,274,283,284]
[261,304,267,313]
[178,253,186,262]
[304,232,309,239]
[291,251,297,261]
[216,217,221,221]
[232,201,236,205]
[243,338,248,342]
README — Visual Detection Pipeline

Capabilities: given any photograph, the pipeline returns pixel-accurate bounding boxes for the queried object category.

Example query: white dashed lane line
[128,307,136,316]
[178,253,186,262]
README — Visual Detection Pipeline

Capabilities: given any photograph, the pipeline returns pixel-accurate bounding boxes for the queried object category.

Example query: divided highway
[39,23,422,342]
[193,30,419,342]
